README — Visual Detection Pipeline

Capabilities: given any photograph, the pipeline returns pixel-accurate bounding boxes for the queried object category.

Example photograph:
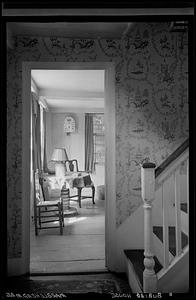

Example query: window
[93,114,105,166]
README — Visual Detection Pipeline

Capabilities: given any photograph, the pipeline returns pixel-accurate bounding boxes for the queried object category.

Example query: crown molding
[2,8,194,16]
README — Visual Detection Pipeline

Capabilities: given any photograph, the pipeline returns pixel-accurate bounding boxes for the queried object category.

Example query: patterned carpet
[2,273,132,297]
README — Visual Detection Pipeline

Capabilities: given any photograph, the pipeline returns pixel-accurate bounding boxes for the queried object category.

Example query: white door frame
[21,61,116,274]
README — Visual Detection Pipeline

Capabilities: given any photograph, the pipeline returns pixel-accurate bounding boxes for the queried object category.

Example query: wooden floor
[30,197,106,274]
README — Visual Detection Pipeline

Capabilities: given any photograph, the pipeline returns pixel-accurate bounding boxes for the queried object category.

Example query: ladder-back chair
[64,159,95,208]
[33,170,64,235]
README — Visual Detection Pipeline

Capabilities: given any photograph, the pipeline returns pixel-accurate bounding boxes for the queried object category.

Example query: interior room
[4,2,193,294]
[30,69,106,273]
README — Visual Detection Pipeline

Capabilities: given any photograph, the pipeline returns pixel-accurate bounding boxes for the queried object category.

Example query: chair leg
[34,207,38,236]
[78,188,82,208]
[38,207,41,228]
[92,186,95,204]
[61,202,64,227]
[58,203,63,235]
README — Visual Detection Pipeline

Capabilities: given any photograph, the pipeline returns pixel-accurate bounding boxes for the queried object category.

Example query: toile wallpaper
[7,23,188,258]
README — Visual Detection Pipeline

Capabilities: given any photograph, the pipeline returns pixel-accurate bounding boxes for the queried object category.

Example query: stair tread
[153,226,188,256]
[180,203,188,213]
[124,249,162,286]
[173,202,188,213]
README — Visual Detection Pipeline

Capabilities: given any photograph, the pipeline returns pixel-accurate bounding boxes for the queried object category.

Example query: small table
[43,172,93,215]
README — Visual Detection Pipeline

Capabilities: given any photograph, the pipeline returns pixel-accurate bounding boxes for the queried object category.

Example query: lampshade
[51,148,68,162]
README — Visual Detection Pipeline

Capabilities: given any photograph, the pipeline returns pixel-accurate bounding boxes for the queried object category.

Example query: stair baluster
[186,158,189,238]
[174,168,182,256]
[162,182,169,268]
[141,162,157,293]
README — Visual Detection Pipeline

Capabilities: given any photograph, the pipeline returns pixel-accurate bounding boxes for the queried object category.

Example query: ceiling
[31,69,105,112]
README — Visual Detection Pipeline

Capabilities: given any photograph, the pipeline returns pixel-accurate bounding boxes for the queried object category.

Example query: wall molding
[2,8,194,16]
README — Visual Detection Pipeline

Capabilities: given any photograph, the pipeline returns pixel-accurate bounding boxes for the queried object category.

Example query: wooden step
[124,249,162,287]
[153,226,188,256]
[173,202,188,213]
[180,203,188,213]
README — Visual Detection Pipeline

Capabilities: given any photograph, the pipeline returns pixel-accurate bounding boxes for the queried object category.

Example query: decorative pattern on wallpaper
[7,23,188,257]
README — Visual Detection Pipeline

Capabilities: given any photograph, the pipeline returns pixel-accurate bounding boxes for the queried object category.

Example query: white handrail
[156,150,189,186]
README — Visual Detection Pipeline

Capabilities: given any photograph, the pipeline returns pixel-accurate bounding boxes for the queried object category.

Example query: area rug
[4,279,121,294]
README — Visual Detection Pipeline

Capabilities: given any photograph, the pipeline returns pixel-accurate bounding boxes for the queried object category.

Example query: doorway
[30,69,106,273]
[22,62,116,274]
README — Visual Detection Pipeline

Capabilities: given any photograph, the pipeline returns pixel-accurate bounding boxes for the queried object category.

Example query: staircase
[124,139,189,293]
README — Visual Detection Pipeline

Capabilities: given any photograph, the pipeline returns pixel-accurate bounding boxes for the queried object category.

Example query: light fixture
[51,148,68,177]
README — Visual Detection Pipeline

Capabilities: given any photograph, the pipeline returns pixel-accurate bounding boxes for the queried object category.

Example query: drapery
[85,113,95,173]
[31,92,41,171]
[42,109,48,173]
[31,93,48,172]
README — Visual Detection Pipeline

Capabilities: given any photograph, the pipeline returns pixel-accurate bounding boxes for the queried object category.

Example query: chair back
[61,184,70,210]
[65,159,79,172]
[34,170,41,204]
[34,170,50,202]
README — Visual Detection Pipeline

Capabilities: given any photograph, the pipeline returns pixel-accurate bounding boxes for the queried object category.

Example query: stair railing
[141,162,157,292]
[141,139,189,293]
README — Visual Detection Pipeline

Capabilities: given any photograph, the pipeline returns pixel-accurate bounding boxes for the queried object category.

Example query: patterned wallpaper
[7,23,188,258]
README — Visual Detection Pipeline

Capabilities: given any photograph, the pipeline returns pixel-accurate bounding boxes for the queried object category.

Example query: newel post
[141,162,157,293]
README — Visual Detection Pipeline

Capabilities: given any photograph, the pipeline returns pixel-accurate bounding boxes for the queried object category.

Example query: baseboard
[8,258,28,276]
[30,269,109,276]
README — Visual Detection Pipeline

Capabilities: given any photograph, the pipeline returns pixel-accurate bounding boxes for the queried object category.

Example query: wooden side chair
[33,170,64,236]
[60,184,71,211]
[64,159,95,208]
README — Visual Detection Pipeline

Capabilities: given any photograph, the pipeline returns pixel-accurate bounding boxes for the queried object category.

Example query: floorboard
[30,198,106,273]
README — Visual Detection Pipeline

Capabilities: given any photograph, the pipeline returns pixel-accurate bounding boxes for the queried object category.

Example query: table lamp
[51,148,68,177]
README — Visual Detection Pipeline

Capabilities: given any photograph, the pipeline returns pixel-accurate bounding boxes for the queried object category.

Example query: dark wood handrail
[155,138,189,178]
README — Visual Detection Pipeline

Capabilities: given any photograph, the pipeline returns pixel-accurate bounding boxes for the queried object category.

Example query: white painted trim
[21,61,116,274]
[22,63,31,274]
[49,107,104,113]
[157,246,189,293]
[156,150,189,186]
[2,8,194,16]
[43,98,104,111]
[153,233,174,267]
[39,89,104,99]
[31,78,39,95]
[39,96,49,112]
[104,62,116,270]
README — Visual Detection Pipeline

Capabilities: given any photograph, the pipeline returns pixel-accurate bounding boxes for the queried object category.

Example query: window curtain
[31,92,41,171]
[42,109,49,173]
[85,113,95,173]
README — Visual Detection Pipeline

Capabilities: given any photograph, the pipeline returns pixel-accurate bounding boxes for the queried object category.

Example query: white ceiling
[31,69,105,112]
[32,70,104,93]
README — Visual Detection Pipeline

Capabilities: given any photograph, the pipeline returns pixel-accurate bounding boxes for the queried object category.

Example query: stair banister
[141,162,157,293]
[174,168,182,256]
